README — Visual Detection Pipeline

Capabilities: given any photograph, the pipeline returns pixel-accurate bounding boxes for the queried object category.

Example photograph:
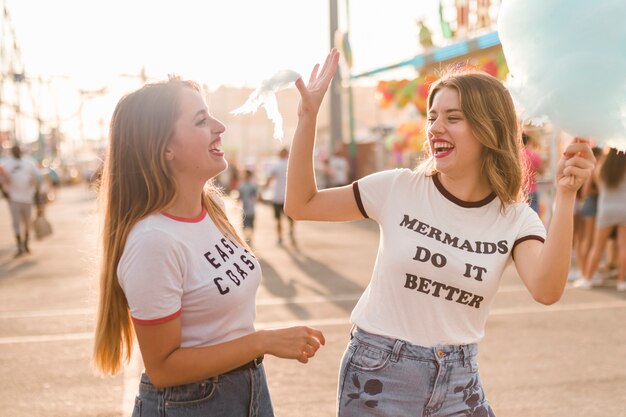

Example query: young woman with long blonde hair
[93,76,325,417]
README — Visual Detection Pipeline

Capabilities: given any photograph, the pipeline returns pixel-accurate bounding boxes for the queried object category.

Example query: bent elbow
[144,368,169,389]
[289,213,305,221]
[283,203,302,220]
[283,204,295,219]
[533,291,562,306]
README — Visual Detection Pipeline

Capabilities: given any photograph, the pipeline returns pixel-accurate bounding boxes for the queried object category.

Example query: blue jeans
[337,327,496,417]
[132,364,274,417]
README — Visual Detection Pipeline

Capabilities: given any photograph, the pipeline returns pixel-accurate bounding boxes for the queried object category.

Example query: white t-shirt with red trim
[118,209,261,348]
[351,169,546,347]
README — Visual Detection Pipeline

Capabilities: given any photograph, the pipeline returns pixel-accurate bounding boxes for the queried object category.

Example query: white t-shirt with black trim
[351,169,546,347]
[118,209,261,348]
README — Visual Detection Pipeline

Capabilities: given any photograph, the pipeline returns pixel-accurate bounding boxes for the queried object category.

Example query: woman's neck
[164,182,204,218]
[437,172,492,202]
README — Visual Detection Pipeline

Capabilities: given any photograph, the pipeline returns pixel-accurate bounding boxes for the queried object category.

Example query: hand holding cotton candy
[497,0,626,151]
[231,69,301,141]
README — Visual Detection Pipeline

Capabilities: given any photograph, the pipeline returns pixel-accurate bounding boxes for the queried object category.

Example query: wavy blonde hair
[93,78,247,375]
[419,70,526,207]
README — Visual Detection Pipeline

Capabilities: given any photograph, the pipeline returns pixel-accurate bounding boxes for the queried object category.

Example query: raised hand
[556,138,596,192]
[295,48,340,117]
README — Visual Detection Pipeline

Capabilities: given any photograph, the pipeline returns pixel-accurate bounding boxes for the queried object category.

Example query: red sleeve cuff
[132,309,182,325]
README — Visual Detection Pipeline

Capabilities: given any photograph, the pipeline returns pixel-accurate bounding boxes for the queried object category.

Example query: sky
[2,0,446,142]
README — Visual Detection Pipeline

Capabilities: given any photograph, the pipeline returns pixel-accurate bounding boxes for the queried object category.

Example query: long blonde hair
[93,78,247,375]
[420,70,525,207]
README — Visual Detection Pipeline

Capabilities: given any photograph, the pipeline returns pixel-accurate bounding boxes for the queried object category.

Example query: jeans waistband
[139,356,265,390]
[352,327,477,362]
[227,355,264,374]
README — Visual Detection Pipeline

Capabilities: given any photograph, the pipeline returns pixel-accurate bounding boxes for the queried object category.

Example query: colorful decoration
[335,31,353,69]
[375,53,506,115]
[418,20,434,49]
[439,0,453,39]
[376,75,433,114]
[375,45,509,160]
[383,119,426,163]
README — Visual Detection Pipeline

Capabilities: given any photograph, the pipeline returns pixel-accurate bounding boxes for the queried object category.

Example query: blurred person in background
[34,163,57,216]
[92,76,325,417]
[267,147,295,246]
[521,132,545,214]
[238,168,258,247]
[569,146,604,281]
[0,165,8,199]
[605,228,620,275]
[328,151,350,187]
[574,148,626,291]
[0,144,41,257]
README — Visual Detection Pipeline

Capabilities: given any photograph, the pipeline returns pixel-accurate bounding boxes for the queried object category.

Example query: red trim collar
[162,208,207,223]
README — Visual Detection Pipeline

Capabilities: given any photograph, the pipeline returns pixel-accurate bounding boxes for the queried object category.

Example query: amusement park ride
[0,0,112,170]
[0,0,77,164]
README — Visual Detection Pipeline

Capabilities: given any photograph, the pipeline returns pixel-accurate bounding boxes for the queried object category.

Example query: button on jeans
[337,327,496,417]
[132,364,274,417]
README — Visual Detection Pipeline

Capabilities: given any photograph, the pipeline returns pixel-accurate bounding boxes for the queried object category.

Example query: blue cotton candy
[498,0,626,151]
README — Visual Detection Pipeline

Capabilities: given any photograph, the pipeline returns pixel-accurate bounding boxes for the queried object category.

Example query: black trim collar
[432,173,497,208]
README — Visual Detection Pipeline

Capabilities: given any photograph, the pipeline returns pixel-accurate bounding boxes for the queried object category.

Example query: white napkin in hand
[231,69,301,141]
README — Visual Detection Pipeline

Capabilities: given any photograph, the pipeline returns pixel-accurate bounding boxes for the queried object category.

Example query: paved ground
[0,184,625,417]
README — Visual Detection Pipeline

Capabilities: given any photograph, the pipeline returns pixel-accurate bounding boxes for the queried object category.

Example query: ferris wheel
[0,0,31,146]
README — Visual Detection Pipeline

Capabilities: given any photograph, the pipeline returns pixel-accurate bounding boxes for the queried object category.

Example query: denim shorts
[337,327,496,417]
[579,194,598,218]
[132,364,274,417]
